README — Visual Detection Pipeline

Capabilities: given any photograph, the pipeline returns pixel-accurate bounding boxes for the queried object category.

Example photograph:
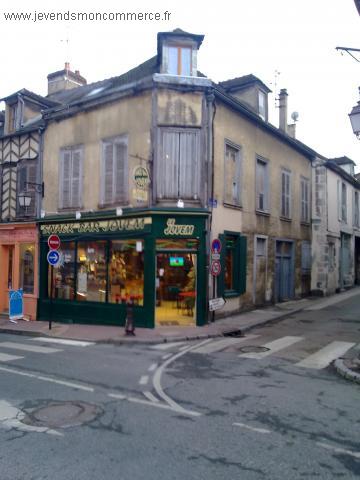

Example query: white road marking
[162,353,172,360]
[139,375,149,385]
[0,353,24,362]
[296,341,355,369]
[192,335,259,354]
[317,442,360,459]
[143,391,160,403]
[152,339,212,416]
[0,341,61,354]
[108,393,127,400]
[0,366,94,392]
[148,363,158,372]
[151,342,186,351]
[0,400,62,436]
[233,422,271,434]
[32,337,94,347]
[239,336,304,359]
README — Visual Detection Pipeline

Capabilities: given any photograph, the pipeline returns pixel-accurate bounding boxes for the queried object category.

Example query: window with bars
[224,143,242,207]
[59,146,83,209]
[100,136,128,206]
[300,177,310,223]
[256,157,269,212]
[157,128,200,200]
[281,169,291,218]
[17,160,37,217]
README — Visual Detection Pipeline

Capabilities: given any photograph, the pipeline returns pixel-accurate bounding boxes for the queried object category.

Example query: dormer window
[168,45,192,76]
[258,90,266,121]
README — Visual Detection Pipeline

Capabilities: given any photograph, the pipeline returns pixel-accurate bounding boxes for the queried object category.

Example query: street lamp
[349,97,360,139]
[18,192,32,208]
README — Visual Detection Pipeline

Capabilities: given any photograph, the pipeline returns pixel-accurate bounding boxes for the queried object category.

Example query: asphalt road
[1,294,360,480]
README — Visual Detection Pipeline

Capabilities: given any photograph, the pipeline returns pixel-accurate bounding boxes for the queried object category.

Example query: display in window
[48,242,75,300]
[77,241,107,302]
[20,243,35,294]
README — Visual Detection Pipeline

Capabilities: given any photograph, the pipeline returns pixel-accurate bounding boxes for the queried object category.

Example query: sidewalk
[0,288,359,382]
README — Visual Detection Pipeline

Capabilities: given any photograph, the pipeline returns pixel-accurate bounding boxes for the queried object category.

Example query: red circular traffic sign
[210,260,221,277]
[211,238,222,254]
[48,234,61,250]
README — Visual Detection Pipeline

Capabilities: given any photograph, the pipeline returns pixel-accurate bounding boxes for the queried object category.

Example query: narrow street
[1,293,360,480]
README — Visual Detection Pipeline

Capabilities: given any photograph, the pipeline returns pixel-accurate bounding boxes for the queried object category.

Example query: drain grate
[239,345,270,354]
[223,329,243,338]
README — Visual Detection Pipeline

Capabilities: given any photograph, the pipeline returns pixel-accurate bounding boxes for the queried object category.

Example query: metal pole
[49,265,53,330]
[212,276,216,322]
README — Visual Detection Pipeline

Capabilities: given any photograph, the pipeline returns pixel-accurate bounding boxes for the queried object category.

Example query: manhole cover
[239,345,270,354]
[22,401,102,429]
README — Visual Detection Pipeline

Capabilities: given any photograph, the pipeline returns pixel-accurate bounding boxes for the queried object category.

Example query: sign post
[47,236,61,330]
[210,238,222,322]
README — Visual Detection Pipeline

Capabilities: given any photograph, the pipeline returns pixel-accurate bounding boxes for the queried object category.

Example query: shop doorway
[0,245,14,314]
[155,252,197,326]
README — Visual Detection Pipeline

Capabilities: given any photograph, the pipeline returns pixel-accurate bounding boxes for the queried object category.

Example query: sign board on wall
[209,297,226,311]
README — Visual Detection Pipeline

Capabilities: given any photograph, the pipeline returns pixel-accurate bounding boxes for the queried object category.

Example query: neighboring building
[0,89,58,319]
[312,156,360,295]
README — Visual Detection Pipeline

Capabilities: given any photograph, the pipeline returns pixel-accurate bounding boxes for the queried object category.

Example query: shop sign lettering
[41,217,151,236]
[164,218,195,236]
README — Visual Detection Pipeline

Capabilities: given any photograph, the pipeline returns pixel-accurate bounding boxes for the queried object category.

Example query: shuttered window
[17,161,37,217]
[256,157,269,212]
[354,191,360,228]
[224,143,242,207]
[59,146,83,209]
[300,177,310,222]
[157,129,200,200]
[281,169,291,218]
[101,137,128,205]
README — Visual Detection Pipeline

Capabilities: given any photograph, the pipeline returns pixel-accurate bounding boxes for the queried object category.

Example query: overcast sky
[1,0,359,169]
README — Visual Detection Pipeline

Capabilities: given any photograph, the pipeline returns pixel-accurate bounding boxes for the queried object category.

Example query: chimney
[47,63,87,96]
[279,88,288,132]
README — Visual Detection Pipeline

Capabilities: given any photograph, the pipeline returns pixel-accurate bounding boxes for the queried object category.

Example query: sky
[1,0,359,169]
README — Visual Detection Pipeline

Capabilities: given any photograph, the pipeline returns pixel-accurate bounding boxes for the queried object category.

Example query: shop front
[0,223,39,320]
[38,209,208,328]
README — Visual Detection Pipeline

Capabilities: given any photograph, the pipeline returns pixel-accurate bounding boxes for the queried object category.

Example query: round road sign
[211,238,222,253]
[48,234,61,250]
[47,250,60,267]
[210,260,221,276]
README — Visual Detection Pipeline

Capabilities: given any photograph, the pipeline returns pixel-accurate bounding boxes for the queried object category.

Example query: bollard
[124,301,135,336]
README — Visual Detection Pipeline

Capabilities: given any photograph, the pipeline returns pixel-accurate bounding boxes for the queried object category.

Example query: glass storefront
[47,239,144,306]
[19,243,35,294]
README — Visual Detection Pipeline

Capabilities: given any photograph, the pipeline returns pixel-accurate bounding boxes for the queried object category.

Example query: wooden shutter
[158,130,179,199]
[16,163,27,216]
[179,131,199,199]
[103,143,114,205]
[71,149,82,208]
[60,150,71,208]
[114,142,128,203]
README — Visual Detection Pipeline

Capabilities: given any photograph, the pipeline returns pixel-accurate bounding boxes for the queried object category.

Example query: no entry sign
[48,234,61,250]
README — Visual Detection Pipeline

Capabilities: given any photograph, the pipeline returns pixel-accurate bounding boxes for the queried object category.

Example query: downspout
[206,88,216,322]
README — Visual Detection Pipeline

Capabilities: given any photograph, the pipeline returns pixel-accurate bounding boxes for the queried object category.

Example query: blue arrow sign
[47,250,60,266]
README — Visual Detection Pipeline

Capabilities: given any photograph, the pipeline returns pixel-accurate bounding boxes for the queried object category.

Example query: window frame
[217,231,247,298]
[156,127,201,201]
[341,181,347,223]
[354,190,359,228]
[16,159,38,218]
[280,168,292,219]
[255,156,269,213]
[224,140,242,208]
[258,90,267,121]
[166,44,193,76]
[300,176,310,223]
[59,145,83,210]
[100,134,129,207]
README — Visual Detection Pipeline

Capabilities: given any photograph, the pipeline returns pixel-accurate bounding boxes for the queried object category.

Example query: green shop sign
[41,217,152,236]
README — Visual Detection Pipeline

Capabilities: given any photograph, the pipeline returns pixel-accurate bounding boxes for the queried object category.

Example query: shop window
[19,243,35,294]
[109,240,144,305]
[76,241,107,302]
[218,233,247,297]
[48,242,75,300]
[157,128,200,200]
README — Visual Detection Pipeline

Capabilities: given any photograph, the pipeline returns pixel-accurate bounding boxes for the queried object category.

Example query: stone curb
[0,304,304,345]
[334,359,360,385]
